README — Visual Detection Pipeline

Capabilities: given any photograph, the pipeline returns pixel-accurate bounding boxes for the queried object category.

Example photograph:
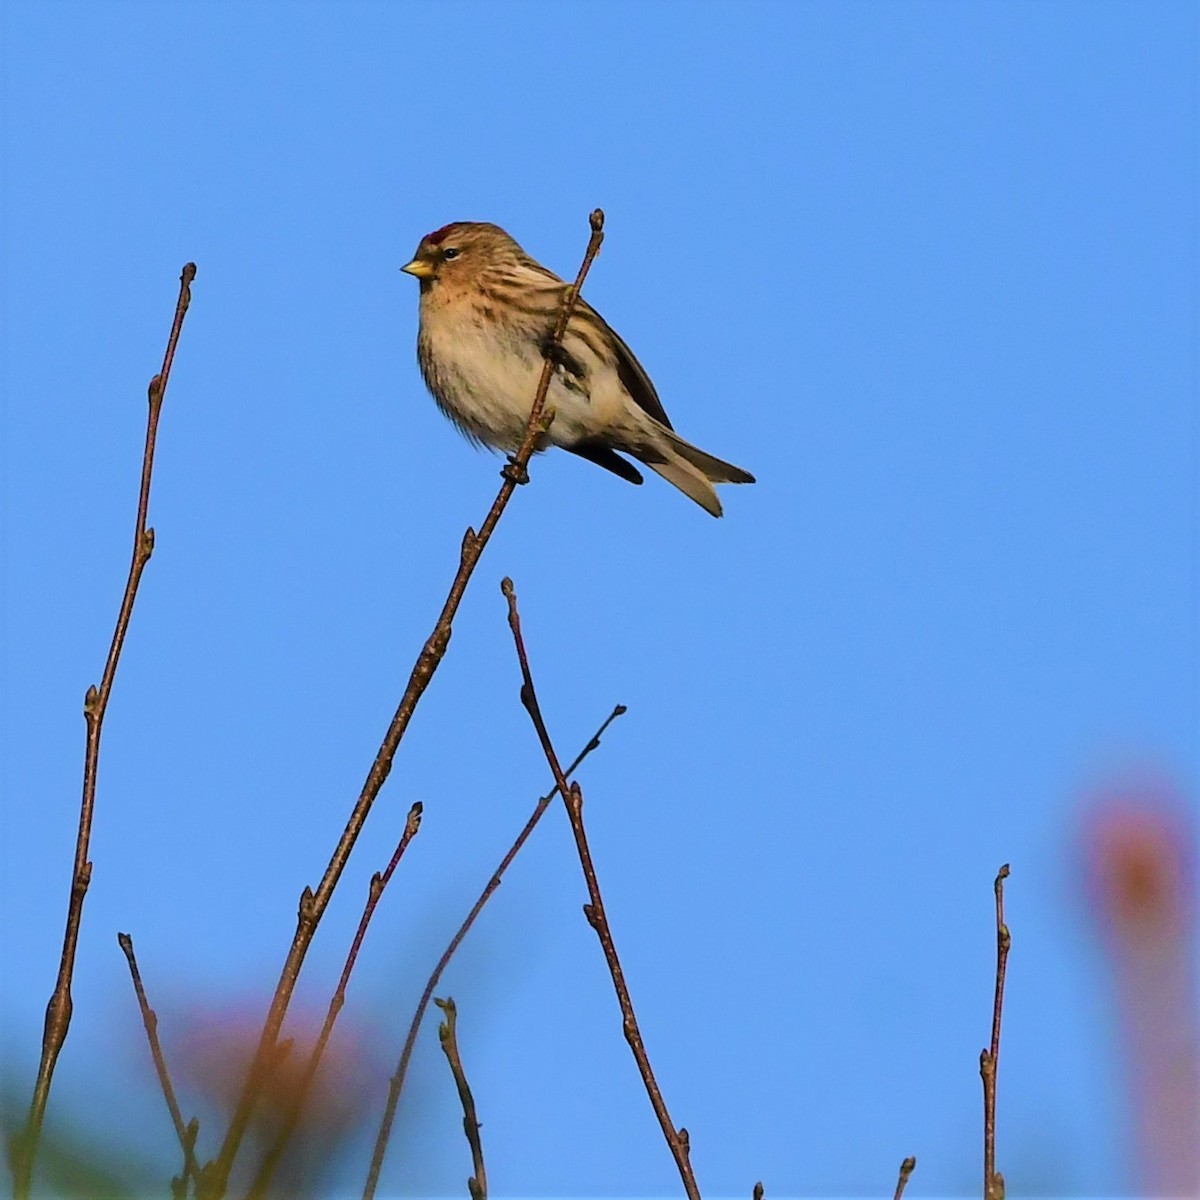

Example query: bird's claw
[502,459,530,486]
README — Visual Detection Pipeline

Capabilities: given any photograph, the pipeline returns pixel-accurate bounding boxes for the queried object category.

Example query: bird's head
[401,222,522,290]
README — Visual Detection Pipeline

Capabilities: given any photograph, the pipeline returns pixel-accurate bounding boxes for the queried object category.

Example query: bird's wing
[575,299,675,432]
[514,253,676,432]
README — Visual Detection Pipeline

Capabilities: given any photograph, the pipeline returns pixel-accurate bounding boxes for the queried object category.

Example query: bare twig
[117,933,200,1191]
[752,1183,764,1200]
[893,1155,917,1200]
[435,998,487,1200]
[363,705,624,1198]
[9,264,196,1200]
[245,803,423,1200]
[201,211,606,1200]
[501,577,701,1200]
[979,864,1011,1200]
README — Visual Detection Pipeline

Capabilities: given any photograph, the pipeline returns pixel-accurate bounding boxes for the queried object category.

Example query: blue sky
[1,2,1196,1197]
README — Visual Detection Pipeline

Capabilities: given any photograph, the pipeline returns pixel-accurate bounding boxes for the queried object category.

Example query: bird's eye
[442,247,460,260]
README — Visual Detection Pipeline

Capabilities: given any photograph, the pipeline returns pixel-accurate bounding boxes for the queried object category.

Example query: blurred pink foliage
[1082,778,1199,1197]
[173,1002,374,1196]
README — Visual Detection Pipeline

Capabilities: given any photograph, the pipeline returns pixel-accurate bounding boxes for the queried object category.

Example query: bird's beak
[401,259,434,279]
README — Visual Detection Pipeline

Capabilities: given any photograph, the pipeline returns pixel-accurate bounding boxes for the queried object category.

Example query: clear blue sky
[2,2,1196,1197]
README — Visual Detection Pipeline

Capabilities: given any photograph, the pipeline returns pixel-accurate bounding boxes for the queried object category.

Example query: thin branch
[363,704,624,1199]
[501,577,702,1200]
[434,998,487,1200]
[893,1155,917,1200]
[200,210,606,1200]
[245,803,423,1200]
[979,864,1011,1200]
[10,263,196,1200]
[117,933,200,1191]
[752,1184,764,1200]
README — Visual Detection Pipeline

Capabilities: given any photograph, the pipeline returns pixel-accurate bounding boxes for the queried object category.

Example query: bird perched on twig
[401,222,754,516]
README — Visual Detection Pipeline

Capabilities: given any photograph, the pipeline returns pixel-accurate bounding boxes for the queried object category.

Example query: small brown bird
[401,222,754,516]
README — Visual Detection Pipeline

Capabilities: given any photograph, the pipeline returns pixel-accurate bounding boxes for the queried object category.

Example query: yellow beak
[401,259,435,279]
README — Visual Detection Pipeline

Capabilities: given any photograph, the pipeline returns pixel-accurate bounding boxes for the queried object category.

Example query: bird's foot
[502,459,530,486]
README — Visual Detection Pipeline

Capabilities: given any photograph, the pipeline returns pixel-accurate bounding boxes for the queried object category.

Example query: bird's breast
[417,299,623,451]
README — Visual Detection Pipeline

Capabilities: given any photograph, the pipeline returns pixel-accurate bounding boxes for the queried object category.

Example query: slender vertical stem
[245,803,423,1200]
[363,705,624,1199]
[203,212,606,1200]
[435,998,487,1200]
[893,1155,917,1200]
[502,577,702,1200]
[10,264,196,1200]
[980,864,1011,1200]
[117,933,200,1189]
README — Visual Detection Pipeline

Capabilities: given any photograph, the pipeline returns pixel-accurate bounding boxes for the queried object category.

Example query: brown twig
[245,803,423,1200]
[501,577,701,1200]
[752,1183,764,1200]
[434,998,487,1200]
[117,932,200,1192]
[893,1155,917,1200]
[200,211,606,1200]
[9,264,196,1200]
[979,864,1011,1200]
[363,704,624,1199]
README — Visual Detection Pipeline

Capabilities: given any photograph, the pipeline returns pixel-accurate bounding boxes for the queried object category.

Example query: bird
[401,221,754,516]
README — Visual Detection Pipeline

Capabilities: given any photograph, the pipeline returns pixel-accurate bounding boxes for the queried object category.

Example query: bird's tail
[642,428,755,518]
